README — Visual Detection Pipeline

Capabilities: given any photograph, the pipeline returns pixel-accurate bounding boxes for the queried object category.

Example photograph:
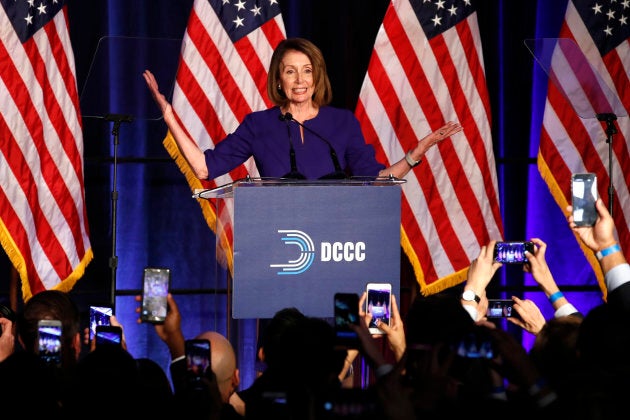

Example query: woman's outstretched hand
[143,69,171,115]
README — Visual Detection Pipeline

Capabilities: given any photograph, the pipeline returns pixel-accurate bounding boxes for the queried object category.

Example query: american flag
[356,0,503,295]
[0,0,91,300]
[163,0,285,271]
[538,0,630,295]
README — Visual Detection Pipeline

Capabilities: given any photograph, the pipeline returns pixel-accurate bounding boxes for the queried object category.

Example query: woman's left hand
[419,121,463,151]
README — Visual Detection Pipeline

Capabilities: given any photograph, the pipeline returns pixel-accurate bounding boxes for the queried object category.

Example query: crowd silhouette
[1,198,628,419]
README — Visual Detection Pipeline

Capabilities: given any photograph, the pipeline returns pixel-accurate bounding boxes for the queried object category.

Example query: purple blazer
[205,106,385,180]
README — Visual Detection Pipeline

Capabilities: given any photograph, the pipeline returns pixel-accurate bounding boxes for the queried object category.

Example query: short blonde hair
[267,38,332,107]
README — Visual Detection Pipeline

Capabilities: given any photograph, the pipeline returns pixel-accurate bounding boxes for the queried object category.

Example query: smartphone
[455,327,494,359]
[37,319,62,367]
[334,293,360,348]
[493,241,534,264]
[95,325,122,347]
[486,299,516,318]
[141,267,171,323]
[89,305,113,341]
[323,388,377,417]
[185,338,211,380]
[571,173,598,226]
[365,283,392,334]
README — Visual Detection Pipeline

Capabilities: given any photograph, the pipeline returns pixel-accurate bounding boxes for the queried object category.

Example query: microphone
[282,112,346,180]
[278,113,306,179]
[103,113,133,123]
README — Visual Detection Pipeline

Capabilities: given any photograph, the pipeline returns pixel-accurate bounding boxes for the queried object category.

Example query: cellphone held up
[334,292,360,348]
[38,319,62,367]
[95,325,123,347]
[186,338,211,386]
[486,299,516,318]
[140,267,171,323]
[493,241,534,264]
[571,173,598,227]
[366,283,392,334]
[89,305,113,341]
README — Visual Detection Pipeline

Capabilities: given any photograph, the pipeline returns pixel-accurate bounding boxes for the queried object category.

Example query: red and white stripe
[356,0,502,294]
[165,0,286,271]
[539,0,630,292]
[0,5,92,300]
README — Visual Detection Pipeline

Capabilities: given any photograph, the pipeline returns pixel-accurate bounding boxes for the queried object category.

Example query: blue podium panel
[231,184,401,319]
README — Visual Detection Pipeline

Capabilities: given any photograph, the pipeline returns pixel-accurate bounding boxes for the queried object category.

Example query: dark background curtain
[0,0,603,388]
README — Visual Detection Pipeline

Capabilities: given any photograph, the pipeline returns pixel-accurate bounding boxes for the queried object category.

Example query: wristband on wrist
[596,243,621,260]
[548,291,564,304]
[404,151,421,168]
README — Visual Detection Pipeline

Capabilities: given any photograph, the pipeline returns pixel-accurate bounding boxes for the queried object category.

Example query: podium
[197,177,404,319]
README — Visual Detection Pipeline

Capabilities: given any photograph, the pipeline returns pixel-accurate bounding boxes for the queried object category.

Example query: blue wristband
[596,243,621,261]
[549,291,564,304]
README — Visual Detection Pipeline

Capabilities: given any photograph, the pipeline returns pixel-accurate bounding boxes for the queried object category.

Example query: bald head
[195,331,238,402]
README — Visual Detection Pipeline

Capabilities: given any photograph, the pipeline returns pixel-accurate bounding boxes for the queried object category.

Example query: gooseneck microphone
[281,112,346,179]
[279,113,306,179]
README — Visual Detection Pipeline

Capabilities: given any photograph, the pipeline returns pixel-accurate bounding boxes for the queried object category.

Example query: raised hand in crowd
[460,240,502,321]
[508,296,547,335]
[523,237,581,318]
[567,198,630,309]
[484,324,560,410]
[135,293,185,360]
[83,314,128,352]
[567,198,618,255]
[358,291,406,362]
[0,305,16,362]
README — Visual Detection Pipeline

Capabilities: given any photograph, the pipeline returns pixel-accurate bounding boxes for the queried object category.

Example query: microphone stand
[279,114,306,179]
[596,112,617,216]
[103,113,133,309]
[283,112,346,179]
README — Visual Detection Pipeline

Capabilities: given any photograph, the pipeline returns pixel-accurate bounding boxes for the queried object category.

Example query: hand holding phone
[366,283,392,334]
[89,305,113,341]
[141,267,171,323]
[95,325,123,347]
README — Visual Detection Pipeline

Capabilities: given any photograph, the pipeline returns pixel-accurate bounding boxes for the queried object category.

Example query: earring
[277,84,281,90]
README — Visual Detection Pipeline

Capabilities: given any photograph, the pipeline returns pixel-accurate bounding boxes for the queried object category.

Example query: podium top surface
[193,176,406,199]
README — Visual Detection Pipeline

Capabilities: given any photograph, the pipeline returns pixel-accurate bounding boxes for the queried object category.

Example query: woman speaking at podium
[144,37,461,181]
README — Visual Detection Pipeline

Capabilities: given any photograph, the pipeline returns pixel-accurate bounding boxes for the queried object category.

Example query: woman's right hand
[143,69,171,115]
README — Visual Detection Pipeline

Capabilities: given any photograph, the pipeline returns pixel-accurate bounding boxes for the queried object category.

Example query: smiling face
[278,50,314,106]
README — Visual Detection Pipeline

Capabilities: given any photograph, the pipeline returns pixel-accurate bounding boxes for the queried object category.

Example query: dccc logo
[270,230,366,275]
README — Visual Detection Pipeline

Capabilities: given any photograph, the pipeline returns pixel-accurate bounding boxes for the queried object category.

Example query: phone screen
[572,173,598,226]
[89,305,113,341]
[95,325,122,347]
[486,299,515,318]
[141,267,170,323]
[334,293,360,347]
[366,283,392,333]
[186,339,211,378]
[493,241,534,264]
[455,328,494,359]
[38,320,62,366]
